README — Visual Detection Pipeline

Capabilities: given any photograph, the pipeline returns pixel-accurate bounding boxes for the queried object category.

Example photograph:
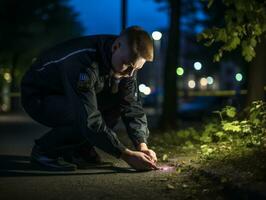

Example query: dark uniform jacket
[20,35,150,158]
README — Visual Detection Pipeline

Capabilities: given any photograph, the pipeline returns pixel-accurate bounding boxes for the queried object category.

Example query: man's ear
[112,40,121,52]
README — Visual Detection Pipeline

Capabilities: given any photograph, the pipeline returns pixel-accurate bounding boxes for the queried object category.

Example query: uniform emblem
[77,72,91,92]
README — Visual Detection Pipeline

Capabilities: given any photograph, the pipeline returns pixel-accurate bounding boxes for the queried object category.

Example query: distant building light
[207,76,214,85]
[3,72,11,83]
[176,67,184,76]
[235,73,243,82]
[188,80,196,89]
[152,31,162,41]
[200,77,208,86]
[194,62,202,70]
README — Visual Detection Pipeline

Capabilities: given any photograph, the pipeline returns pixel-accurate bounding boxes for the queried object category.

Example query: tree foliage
[198,0,266,62]
[0,0,83,72]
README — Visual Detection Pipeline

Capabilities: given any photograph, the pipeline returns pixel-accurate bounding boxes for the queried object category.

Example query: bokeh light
[188,80,196,89]
[176,67,184,76]
[3,72,11,83]
[143,86,151,95]
[152,31,162,41]
[139,84,151,95]
[200,77,208,86]
[235,73,243,82]
[194,61,202,70]
[207,76,214,85]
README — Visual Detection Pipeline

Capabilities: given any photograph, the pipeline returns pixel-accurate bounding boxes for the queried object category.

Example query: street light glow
[176,67,184,76]
[188,80,196,89]
[143,86,151,95]
[139,84,151,95]
[235,73,243,82]
[207,76,214,85]
[200,78,208,86]
[194,62,202,70]
[3,72,11,83]
[152,31,162,41]
[139,84,146,92]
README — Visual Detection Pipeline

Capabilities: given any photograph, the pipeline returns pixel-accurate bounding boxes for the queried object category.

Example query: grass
[148,101,266,199]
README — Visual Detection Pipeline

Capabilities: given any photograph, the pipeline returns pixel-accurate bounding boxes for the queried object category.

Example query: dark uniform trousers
[21,92,121,157]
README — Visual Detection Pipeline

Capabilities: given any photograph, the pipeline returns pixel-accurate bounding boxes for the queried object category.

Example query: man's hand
[121,149,159,171]
[137,143,158,163]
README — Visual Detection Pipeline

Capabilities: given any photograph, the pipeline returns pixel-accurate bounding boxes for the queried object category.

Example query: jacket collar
[98,35,118,77]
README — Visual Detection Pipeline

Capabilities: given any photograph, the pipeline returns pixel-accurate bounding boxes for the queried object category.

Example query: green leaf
[226,107,236,118]
[213,53,221,62]
[250,37,257,47]
[242,40,256,61]
[162,154,168,161]
[204,39,215,47]
[167,184,175,190]
[222,121,241,132]
[207,0,214,8]
[215,131,225,138]
[185,141,194,149]
[216,29,227,42]
[254,24,262,36]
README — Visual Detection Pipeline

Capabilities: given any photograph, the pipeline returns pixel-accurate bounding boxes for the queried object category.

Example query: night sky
[69,0,169,35]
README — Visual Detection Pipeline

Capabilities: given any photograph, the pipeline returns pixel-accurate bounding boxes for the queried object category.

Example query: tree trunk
[160,0,181,130]
[10,53,20,112]
[246,37,266,106]
[121,0,127,30]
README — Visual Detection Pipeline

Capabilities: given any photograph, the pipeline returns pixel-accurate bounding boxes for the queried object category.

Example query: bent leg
[22,94,76,127]
[22,94,87,156]
[35,126,86,157]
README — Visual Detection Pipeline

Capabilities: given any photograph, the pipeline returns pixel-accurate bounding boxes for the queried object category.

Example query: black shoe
[63,146,111,169]
[30,145,77,171]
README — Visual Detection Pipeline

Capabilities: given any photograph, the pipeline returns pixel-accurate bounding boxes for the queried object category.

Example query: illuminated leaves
[222,121,241,132]
[200,102,265,157]
[167,184,175,190]
[225,106,236,118]
[198,0,266,62]
[200,145,214,156]
[249,101,266,127]
[152,101,266,162]
[241,40,256,62]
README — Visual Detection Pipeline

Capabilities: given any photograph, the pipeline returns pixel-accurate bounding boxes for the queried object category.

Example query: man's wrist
[137,143,148,151]
[120,148,133,160]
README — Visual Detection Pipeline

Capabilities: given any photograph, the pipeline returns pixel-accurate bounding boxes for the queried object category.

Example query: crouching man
[20,26,158,171]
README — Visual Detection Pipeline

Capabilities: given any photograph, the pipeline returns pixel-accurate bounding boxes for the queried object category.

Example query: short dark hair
[120,26,154,61]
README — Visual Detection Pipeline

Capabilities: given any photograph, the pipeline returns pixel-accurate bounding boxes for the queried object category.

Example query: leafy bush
[152,101,266,159]
[199,101,266,158]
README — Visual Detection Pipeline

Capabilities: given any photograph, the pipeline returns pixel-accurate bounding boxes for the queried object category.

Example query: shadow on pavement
[0,154,142,177]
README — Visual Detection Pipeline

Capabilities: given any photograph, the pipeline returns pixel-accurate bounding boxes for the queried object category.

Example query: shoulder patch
[76,71,94,92]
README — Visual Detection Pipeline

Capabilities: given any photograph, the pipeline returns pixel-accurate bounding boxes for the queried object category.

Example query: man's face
[111,39,146,79]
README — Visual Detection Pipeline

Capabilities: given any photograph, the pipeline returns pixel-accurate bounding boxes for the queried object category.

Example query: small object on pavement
[158,166,176,172]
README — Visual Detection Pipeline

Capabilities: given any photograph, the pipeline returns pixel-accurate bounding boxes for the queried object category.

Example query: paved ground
[0,112,178,200]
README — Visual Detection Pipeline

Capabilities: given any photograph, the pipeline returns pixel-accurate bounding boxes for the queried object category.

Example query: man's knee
[22,94,77,128]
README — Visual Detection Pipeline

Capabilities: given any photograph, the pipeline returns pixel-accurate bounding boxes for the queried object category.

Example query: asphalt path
[0,112,177,200]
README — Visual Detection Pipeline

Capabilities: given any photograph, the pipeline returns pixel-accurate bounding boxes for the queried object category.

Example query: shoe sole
[30,157,77,172]
[76,161,114,169]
